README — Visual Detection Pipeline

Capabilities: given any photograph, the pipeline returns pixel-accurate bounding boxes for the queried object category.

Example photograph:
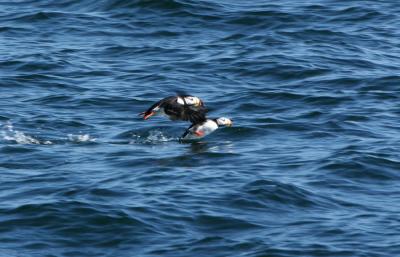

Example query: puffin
[140,95,207,124]
[180,117,233,140]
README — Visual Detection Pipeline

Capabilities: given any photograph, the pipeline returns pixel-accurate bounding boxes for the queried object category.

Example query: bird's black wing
[163,101,185,120]
[140,96,175,117]
[163,101,207,123]
[141,100,161,116]
[185,105,207,124]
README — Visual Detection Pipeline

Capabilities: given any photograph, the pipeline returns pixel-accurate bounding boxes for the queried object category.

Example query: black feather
[142,100,162,116]
[187,107,207,124]
[180,123,195,139]
[141,95,208,123]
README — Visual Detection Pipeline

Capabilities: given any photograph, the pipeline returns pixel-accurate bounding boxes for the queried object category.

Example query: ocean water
[1,0,400,256]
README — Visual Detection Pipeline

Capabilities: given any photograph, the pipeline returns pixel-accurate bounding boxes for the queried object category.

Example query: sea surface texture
[1,0,399,256]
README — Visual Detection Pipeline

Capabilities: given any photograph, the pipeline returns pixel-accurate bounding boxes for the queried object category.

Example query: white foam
[67,133,96,143]
[130,130,175,144]
[147,130,172,142]
[1,122,51,145]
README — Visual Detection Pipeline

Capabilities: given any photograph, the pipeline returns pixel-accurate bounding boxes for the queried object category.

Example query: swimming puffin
[180,117,233,140]
[140,95,207,124]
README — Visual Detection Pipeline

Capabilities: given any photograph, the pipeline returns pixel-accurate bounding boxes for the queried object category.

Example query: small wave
[320,154,400,181]
[329,6,387,22]
[303,95,353,106]
[103,0,181,11]
[192,214,261,232]
[1,122,52,145]
[1,200,158,247]
[240,179,330,209]
[28,95,73,105]
[101,0,217,12]
[7,11,62,23]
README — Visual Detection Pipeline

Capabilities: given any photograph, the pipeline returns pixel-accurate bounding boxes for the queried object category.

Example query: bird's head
[183,96,203,107]
[216,117,233,127]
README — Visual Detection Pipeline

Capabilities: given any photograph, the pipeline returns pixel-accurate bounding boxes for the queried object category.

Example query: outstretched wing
[140,96,175,118]
[163,101,208,123]
[140,100,161,117]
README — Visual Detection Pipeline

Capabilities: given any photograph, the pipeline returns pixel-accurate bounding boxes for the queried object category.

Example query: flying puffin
[180,117,233,140]
[140,95,207,124]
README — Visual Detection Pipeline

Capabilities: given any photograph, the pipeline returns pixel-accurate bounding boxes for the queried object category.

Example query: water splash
[67,134,96,143]
[1,122,52,145]
[130,130,176,144]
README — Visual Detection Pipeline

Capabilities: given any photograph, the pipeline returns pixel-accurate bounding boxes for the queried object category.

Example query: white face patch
[176,96,201,106]
[184,97,195,105]
[176,97,185,105]
[182,96,200,106]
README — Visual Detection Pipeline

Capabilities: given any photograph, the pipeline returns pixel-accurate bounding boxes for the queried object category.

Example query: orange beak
[143,111,155,120]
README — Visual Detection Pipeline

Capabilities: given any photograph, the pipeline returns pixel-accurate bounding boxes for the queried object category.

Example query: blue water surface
[1,0,400,256]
